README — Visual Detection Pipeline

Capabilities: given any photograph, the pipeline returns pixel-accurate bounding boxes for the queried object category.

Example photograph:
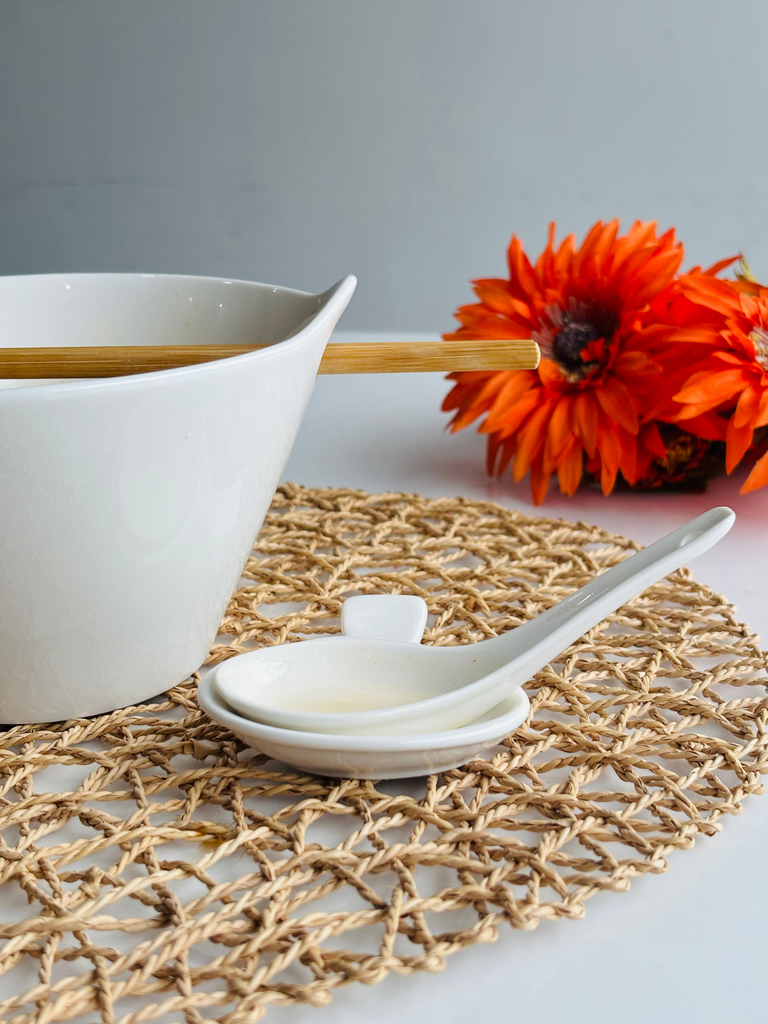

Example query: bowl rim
[0,271,356,396]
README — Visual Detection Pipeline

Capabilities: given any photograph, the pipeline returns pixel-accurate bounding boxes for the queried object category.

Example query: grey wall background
[1,0,766,330]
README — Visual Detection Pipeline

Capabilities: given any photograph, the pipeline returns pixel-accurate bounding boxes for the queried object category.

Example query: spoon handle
[484,507,735,677]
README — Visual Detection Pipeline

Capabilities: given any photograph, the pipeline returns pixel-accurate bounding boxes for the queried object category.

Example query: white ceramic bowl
[197,673,530,779]
[0,272,356,723]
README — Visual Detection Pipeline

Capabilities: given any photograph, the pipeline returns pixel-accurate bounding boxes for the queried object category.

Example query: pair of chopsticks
[0,339,539,378]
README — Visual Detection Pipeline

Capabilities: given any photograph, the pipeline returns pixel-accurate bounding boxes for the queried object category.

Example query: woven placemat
[1,483,767,1024]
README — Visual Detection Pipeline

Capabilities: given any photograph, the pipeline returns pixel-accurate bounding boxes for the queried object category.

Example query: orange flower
[669,273,768,493]
[442,220,690,503]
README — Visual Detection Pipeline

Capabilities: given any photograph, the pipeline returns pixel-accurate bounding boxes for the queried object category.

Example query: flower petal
[529,452,551,505]
[506,235,539,301]
[755,389,768,429]
[658,326,724,345]
[673,400,730,421]
[674,368,748,405]
[473,281,535,324]
[680,274,742,317]
[702,255,740,276]
[544,395,575,462]
[596,407,621,482]
[677,413,728,442]
[486,434,501,476]
[537,358,569,390]
[640,421,667,459]
[613,350,658,374]
[512,400,555,481]
[741,450,768,493]
[594,378,639,435]
[733,385,762,430]
[600,459,619,496]
[449,395,496,432]
[482,378,539,435]
[556,438,584,496]
[496,437,517,477]
[725,417,753,474]
[482,372,537,431]
[617,426,638,485]
[574,392,599,458]
[445,305,531,340]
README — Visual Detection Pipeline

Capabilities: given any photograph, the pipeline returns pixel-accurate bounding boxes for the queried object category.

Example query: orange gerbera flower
[669,273,768,493]
[442,220,689,503]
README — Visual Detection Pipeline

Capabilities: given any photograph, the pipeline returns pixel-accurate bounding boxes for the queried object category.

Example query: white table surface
[277,332,768,1024]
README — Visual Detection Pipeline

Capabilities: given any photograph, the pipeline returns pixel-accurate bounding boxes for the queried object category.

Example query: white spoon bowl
[213,635,505,733]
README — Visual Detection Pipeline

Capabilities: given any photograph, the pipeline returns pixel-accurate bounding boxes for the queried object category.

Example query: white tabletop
[279,333,768,1024]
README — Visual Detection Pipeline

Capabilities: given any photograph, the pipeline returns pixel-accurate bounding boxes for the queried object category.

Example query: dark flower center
[534,301,619,382]
[552,317,601,374]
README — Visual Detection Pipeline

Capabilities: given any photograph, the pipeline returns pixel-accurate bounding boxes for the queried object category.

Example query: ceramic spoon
[213,507,735,736]
[198,602,531,780]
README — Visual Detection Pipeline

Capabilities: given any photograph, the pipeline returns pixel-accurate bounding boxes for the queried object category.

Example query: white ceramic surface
[0,272,356,723]
[198,673,530,779]
[211,508,734,736]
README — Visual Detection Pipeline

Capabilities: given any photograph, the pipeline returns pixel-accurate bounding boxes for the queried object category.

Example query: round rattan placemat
[1,483,766,1024]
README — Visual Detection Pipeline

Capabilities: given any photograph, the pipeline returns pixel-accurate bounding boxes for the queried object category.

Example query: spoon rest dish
[198,673,530,780]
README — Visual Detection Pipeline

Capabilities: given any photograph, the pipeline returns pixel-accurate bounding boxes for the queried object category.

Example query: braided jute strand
[0,483,766,1024]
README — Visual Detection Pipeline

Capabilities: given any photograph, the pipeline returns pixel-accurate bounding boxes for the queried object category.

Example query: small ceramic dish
[197,673,530,779]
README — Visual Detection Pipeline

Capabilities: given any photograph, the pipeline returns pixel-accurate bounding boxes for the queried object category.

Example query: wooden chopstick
[0,339,540,378]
